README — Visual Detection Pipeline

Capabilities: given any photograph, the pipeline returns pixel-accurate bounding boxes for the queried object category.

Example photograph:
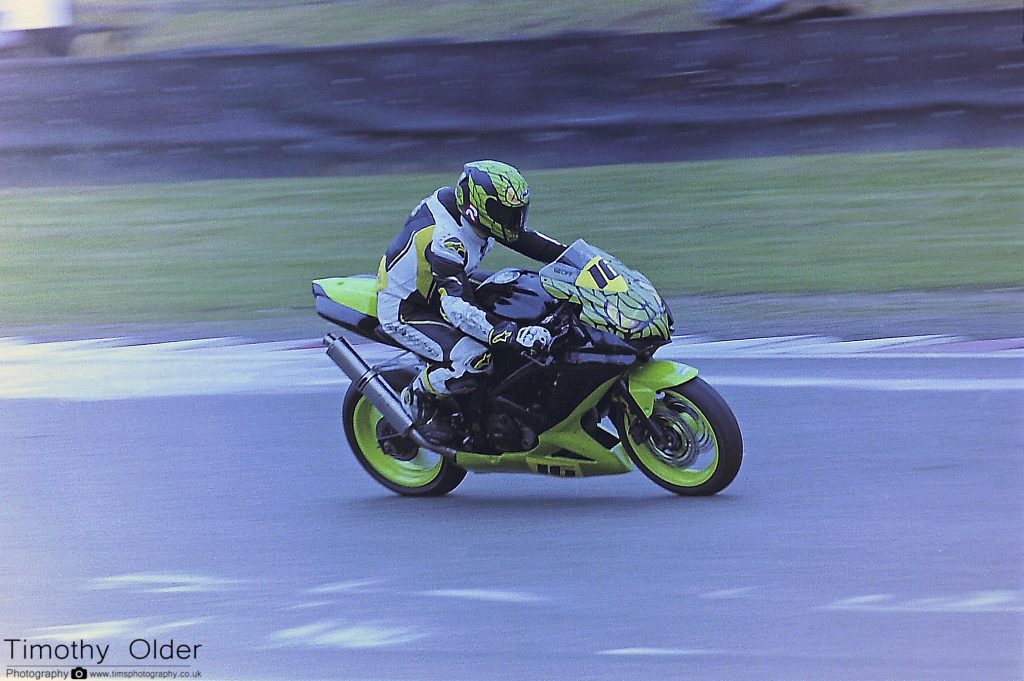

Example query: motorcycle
[312,239,742,496]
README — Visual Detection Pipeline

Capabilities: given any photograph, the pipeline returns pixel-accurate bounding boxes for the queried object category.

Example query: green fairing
[314,277,378,316]
[456,376,633,477]
[540,270,671,341]
[627,360,699,416]
[317,273,692,478]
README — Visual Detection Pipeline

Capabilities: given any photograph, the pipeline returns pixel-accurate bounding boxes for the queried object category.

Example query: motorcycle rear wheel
[342,382,467,496]
[617,377,742,496]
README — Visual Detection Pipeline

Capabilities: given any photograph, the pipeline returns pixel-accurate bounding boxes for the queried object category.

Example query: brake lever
[522,348,554,367]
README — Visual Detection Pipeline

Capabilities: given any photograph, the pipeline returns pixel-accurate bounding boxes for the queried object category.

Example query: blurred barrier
[0,9,1021,185]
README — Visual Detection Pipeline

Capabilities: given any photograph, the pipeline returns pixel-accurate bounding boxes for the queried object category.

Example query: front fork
[615,359,699,446]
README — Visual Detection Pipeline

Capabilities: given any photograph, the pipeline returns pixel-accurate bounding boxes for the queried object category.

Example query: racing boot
[400,373,451,446]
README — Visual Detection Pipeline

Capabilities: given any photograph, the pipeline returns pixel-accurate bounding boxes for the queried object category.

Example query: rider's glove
[489,321,552,353]
[516,325,553,353]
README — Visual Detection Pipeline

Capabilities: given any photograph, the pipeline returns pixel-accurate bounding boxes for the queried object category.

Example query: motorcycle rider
[376,160,567,436]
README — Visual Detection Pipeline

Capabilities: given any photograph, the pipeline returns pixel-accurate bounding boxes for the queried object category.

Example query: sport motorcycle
[312,239,742,496]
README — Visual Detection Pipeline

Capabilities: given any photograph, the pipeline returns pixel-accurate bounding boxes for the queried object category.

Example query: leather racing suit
[376,186,566,397]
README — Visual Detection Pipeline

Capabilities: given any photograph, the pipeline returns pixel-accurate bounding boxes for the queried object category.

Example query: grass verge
[71,0,1021,55]
[1,148,1021,327]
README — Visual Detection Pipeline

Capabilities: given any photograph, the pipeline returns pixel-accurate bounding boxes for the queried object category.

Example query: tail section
[312,276,400,347]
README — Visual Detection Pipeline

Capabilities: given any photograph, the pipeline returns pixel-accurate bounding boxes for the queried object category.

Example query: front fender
[626,360,699,416]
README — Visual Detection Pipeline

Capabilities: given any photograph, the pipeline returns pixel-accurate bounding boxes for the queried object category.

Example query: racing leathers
[376,186,566,399]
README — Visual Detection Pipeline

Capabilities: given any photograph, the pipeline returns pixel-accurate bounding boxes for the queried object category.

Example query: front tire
[342,381,466,497]
[617,377,742,496]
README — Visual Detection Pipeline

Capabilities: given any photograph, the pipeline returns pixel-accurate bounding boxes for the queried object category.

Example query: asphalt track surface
[1,348,1022,681]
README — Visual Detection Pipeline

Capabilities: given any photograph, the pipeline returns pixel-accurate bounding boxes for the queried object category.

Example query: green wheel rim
[626,389,719,487]
[351,396,445,488]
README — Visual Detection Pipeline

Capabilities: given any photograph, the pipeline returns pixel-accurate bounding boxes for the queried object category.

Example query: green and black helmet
[456,160,530,242]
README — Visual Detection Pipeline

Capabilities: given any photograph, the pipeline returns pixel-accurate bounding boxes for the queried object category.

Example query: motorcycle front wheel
[342,382,467,497]
[617,377,742,496]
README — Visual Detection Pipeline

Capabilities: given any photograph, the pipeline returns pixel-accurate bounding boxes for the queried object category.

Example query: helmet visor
[485,199,528,241]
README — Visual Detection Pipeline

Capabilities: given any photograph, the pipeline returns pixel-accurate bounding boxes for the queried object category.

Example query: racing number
[590,261,613,288]
[577,257,627,292]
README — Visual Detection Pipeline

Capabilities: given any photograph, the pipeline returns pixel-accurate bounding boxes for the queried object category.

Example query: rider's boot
[400,374,450,445]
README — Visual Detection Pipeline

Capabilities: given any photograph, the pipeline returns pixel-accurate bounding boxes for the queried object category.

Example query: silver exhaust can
[323,334,459,458]
[325,333,414,434]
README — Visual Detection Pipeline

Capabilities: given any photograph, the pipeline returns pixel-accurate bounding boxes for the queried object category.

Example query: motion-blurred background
[1,0,1021,340]
[2,4,1022,681]
[1,0,1020,56]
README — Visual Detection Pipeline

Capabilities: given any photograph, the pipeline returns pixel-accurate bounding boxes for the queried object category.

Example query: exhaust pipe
[324,333,459,458]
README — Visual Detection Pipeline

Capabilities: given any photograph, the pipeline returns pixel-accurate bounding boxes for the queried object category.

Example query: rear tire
[342,381,466,497]
[617,378,742,496]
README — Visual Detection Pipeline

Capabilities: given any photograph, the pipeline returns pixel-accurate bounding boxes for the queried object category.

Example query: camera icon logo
[71,667,89,680]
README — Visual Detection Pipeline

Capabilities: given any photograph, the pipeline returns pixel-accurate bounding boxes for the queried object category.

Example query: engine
[484,410,539,453]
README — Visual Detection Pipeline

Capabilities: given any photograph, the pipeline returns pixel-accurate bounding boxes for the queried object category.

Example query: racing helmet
[456,160,530,242]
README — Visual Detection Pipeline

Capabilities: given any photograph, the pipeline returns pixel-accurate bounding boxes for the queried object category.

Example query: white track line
[415,589,546,603]
[1,335,1021,399]
[708,376,1024,392]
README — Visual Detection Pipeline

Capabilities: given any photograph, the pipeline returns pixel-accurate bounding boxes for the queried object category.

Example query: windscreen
[538,239,607,284]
